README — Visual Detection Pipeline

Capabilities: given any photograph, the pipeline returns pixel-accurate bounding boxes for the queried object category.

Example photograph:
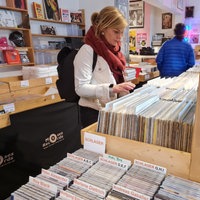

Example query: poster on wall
[162,13,172,29]
[189,34,199,44]
[115,0,129,61]
[129,0,144,28]
[129,29,136,52]
[137,33,147,48]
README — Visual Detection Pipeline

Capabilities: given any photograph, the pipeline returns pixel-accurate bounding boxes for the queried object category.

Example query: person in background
[156,23,195,78]
[74,6,135,128]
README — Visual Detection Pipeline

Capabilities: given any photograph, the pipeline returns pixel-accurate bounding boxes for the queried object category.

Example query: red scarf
[84,26,125,83]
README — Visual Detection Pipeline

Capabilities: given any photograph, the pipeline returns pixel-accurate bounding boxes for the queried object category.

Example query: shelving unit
[0,0,85,124]
[29,8,85,66]
[0,1,35,67]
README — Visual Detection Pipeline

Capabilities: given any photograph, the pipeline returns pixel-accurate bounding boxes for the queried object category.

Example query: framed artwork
[185,6,194,18]
[43,0,60,20]
[162,13,172,29]
[177,0,184,10]
[129,0,144,28]
[40,25,56,35]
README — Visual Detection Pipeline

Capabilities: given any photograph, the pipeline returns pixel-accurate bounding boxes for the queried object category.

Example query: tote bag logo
[0,152,15,167]
[42,132,64,149]
[0,156,3,165]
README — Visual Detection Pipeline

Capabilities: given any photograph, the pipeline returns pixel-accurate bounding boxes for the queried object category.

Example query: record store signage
[84,132,106,154]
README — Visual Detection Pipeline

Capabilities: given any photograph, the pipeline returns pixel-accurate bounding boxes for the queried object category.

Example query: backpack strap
[92,51,97,71]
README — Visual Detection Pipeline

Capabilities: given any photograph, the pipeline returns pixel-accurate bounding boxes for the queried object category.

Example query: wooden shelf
[34,49,60,53]
[32,34,84,38]
[0,62,35,67]
[30,17,84,26]
[0,5,27,12]
[0,27,30,31]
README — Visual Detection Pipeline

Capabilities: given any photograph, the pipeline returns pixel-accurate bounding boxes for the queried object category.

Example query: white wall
[79,0,114,31]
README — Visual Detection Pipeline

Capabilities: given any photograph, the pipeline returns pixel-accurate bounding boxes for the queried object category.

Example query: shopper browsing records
[74,6,135,128]
[156,23,195,78]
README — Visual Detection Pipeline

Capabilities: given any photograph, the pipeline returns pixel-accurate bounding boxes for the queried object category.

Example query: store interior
[0,0,200,199]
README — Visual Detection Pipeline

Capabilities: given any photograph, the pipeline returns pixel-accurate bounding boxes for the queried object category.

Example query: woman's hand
[112,82,135,93]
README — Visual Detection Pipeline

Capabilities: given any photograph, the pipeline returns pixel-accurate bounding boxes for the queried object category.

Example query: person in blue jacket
[156,23,195,78]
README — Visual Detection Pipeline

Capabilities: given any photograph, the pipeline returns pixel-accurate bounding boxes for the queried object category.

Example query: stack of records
[187,64,200,73]
[123,67,136,81]
[147,72,199,91]
[107,159,166,200]
[61,155,129,199]
[22,65,58,79]
[11,148,101,199]
[11,176,58,199]
[97,72,198,152]
[73,148,101,164]
[155,174,200,200]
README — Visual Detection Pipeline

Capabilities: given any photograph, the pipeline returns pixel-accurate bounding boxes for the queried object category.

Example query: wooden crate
[0,82,10,94]
[81,76,200,183]
[1,85,62,114]
[81,123,191,180]
[0,85,63,128]
[138,73,150,82]
[0,113,11,128]
[149,70,160,79]
[131,78,139,85]
[1,76,58,92]
[139,71,160,82]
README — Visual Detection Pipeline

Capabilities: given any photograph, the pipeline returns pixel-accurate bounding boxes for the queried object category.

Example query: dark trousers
[79,106,99,128]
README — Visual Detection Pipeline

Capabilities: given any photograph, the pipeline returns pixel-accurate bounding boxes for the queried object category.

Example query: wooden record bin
[81,75,200,183]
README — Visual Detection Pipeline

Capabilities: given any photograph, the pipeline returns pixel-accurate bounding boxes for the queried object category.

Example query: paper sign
[20,80,29,87]
[3,103,15,113]
[84,132,106,154]
[45,77,53,84]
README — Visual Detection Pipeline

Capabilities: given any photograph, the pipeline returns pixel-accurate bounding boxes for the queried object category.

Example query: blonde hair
[91,6,128,38]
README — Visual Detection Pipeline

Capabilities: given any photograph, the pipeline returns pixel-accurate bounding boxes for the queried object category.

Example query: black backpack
[56,46,97,102]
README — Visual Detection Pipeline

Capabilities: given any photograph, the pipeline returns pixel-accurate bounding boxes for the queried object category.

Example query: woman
[74,6,135,128]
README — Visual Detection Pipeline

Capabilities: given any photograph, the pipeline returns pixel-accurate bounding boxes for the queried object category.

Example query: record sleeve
[33,2,44,19]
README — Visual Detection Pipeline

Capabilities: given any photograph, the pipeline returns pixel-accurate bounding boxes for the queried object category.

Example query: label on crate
[99,156,128,170]
[113,184,150,200]
[67,153,94,165]
[134,159,167,174]
[145,74,150,80]
[45,77,53,84]
[73,178,106,198]
[102,154,131,170]
[84,132,106,154]
[3,103,15,113]
[41,168,69,184]
[29,176,58,194]
[20,80,29,87]
[60,190,84,200]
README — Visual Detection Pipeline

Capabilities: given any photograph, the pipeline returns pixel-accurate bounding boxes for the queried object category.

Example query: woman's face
[103,28,124,46]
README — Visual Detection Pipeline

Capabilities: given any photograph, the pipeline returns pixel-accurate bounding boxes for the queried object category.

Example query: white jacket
[74,44,117,110]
